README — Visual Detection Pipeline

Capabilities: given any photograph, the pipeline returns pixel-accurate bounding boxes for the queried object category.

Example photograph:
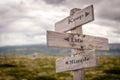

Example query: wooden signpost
[47,31,109,50]
[56,50,98,73]
[55,5,94,32]
[46,5,109,80]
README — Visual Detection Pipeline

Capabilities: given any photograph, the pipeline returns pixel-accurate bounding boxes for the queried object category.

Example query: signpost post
[46,5,109,80]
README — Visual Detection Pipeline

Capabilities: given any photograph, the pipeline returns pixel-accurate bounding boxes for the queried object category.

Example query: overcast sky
[0,0,120,46]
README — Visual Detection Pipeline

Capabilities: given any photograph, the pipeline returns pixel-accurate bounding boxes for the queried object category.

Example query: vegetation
[0,54,120,80]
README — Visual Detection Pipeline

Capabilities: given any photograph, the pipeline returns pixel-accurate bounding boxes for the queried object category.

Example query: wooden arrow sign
[47,31,109,50]
[55,5,94,32]
[56,50,98,73]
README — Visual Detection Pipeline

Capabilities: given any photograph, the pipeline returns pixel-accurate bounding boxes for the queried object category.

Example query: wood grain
[56,50,98,73]
[55,5,94,32]
[71,25,85,80]
[47,31,109,50]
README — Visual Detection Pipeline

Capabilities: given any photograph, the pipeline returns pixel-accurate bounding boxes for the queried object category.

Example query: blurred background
[0,0,120,80]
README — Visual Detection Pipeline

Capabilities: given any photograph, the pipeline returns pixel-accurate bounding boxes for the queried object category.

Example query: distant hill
[0,44,71,56]
[109,43,120,53]
[0,43,120,56]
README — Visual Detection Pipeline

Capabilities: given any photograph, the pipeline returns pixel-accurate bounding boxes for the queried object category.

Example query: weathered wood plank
[55,5,94,32]
[56,50,98,73]
[47,31,109,50]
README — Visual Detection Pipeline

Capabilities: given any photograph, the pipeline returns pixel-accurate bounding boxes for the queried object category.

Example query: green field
[0,54,120,80]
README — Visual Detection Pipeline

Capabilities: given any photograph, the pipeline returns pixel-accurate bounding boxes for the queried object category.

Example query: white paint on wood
[47,31,109,50]
[56,50,98,73]
[55,5,94,32]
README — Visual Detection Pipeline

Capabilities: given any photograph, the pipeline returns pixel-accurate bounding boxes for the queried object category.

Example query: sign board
[56,50,98,73]
[55,5,94,32]
[47,31,109,50]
